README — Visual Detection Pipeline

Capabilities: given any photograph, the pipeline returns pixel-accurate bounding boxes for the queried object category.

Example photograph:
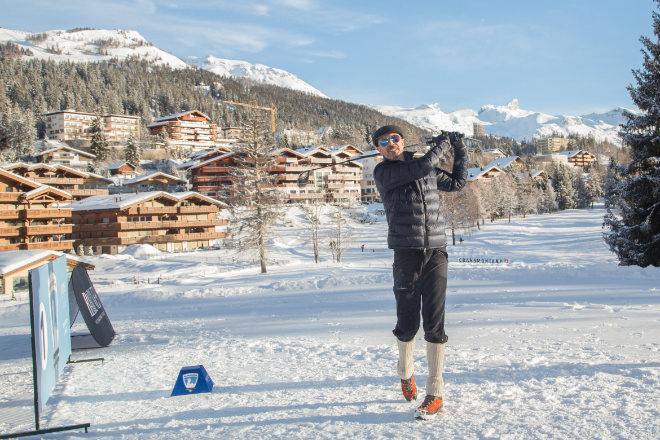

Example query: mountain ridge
[0,27,633,144]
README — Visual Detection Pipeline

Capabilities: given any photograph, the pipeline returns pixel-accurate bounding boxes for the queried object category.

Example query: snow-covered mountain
[187,55,327,98]
[0,27,188,68]
[0,27,634,141]
[376,99,634,145]
[0,27,326,97]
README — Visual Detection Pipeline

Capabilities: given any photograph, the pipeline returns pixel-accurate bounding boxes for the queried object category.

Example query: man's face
[376,132,405,161]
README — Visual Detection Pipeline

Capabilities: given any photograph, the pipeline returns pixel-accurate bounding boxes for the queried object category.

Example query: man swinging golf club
[372,124,467,420]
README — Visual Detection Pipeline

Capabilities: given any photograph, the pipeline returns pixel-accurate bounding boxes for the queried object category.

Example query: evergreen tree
[124,135,141,167]
[604,1,660,267]
[552,163,575,210]
[89,114,109,162]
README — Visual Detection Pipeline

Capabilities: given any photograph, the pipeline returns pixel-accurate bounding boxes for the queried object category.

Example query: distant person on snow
[372,124,467,420]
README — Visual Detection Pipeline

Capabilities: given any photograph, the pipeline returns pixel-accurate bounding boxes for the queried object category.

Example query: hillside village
[0,29,628,297]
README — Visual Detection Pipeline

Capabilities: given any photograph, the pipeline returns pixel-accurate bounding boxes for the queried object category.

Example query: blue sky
[2,0,655,115]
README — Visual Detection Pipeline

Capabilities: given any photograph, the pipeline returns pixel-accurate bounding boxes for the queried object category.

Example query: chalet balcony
[138,206,179,215]
[19,209,73,220]
[179,206,218,213]
[0,209,19,220]
[25,240,74,251]
[70,189,110,197]
[0,193,22,202]
[75,219,224,232]
[0,243,21,251]
[24,224,74,235]
[0,226,21,236]
[33,177,85,185]
[77,231,227,247]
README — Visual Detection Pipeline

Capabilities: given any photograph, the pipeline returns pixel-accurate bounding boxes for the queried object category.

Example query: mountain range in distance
[0,27,634,145]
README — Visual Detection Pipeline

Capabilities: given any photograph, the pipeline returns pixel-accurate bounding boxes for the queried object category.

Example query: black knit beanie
[372,125,405,146]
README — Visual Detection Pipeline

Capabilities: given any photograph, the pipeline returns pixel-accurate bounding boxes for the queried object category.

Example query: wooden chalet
[68,191,228,255]
[0,168,74,252]
[269,148,322,203]
[556,150,597,168]
[147,110,219,151]
[114,172,188,194]
[108,162,140,178]
[35,140,96,170]
[188,151,238,199]
[466,165,505,183]
[2,163,113,200]
[0,250,94,296]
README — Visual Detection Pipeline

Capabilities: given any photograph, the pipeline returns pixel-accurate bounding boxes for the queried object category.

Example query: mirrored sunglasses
[378,135,401,147]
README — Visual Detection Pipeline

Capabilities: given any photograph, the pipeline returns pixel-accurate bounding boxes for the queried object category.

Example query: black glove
[429,131,451,147]
[448,131,464,146]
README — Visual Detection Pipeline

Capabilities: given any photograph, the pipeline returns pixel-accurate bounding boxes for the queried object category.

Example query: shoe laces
[401,378,414,394]
[420,394,439,409]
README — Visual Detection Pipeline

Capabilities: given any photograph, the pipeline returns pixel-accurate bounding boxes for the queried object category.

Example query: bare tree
[302,200,323,263]
[227,110,282,273]
[329,202,354,263]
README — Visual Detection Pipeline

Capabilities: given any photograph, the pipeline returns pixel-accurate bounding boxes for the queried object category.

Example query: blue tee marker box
[171,365,214,396]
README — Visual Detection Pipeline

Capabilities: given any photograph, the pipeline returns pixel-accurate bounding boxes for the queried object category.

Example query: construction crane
[222,100,277,132]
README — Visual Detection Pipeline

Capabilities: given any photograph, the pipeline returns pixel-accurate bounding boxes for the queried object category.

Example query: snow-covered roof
[189,151,236,170]
[37,143,96,158]
[65,191,227,211]
[108,162,137,170]
[21,185,73,200]
[467,165,504,181]
[122,172,187,185]
[485,156,521,170]
[0,250,92,276]
[152,110,210,123]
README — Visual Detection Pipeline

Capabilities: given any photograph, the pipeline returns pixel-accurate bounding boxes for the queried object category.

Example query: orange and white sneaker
[400,375,417,401]
[415,394,443,420]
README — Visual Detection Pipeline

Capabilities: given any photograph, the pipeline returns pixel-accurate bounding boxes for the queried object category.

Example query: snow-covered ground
[1,203,658,439]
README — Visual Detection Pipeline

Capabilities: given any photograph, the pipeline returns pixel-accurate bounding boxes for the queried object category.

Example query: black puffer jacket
[374,140,468,249]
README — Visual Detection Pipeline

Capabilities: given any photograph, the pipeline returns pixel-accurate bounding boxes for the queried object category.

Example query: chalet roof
[189,151,236,170]
[297,145,329,156]
[270,148,306,158]
[20,185,73,201]
[0,250,94,277]
[180,146,234,169]
[0,167,42,190]
[326,144,365,156]
[152,110,210,123]
[467,165,504,181]
[36,141,96,158]
[122,172,187,185]
[556,150,595,158]
[108,162,138,171]
[65,191,227,212]
[485,156,522,170]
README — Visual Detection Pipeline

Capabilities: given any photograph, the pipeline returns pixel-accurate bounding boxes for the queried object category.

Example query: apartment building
[147,110,219,151]
[0,168,74,252]
[68,191,228,255]
[537,137,571,153]
[42,109,141,142]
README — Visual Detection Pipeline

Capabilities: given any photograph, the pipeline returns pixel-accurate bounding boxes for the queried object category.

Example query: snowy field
[1,203,658,439]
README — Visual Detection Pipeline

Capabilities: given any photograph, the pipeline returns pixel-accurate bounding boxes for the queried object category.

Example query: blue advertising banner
[29,256,72,413]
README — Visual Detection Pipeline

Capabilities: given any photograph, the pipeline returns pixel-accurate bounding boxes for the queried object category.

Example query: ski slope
[1,203,658,439]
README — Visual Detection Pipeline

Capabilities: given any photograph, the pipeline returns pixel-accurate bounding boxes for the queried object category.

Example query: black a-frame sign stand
[0,279,90,439]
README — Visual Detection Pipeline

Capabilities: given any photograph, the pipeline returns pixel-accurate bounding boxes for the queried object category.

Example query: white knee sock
[426,342,445,397]
[396,339,415,380]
